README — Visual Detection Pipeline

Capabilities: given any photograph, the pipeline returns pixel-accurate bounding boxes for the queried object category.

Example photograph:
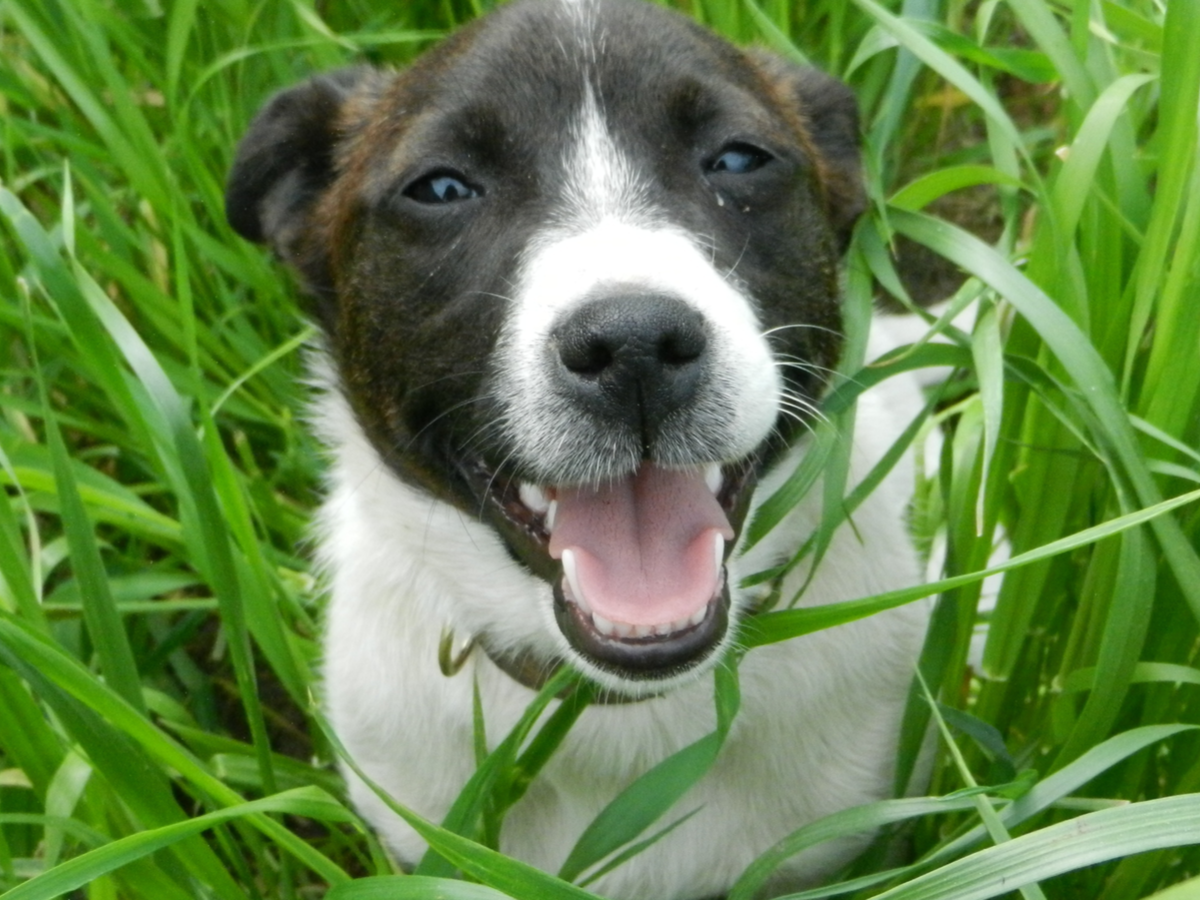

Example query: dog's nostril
[559,337,615,378]
[659,329,706,367]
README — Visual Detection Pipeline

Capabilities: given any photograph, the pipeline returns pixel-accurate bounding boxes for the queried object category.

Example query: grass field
[2,0,1199,897]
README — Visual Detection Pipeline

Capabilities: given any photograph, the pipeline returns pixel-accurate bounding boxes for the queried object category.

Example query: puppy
[226,0,929,896]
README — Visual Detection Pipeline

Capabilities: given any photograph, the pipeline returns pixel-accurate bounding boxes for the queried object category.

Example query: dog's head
[227,0,864,694]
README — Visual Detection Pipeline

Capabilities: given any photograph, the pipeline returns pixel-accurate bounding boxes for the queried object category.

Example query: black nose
[551,293,709,447]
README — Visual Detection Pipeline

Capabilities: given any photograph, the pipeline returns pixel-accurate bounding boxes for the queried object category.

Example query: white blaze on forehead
[559,85,651,227]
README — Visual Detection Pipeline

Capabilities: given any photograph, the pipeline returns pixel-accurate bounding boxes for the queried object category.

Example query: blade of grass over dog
[556,733,720,883]
[742,484,1200,648]
[928,725,1200,867]
[558,667,740,883]
[415,667,583,876]
[320,710,601,900]
[730,795,982,900]
[742,341,967,557]
[576,809,702,889]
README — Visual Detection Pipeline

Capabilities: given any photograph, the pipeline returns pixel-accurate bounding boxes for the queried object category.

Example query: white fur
[316,317,928,898]
[560,86,649,227]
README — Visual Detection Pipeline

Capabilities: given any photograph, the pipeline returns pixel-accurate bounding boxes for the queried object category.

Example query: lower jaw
[551,573,731,682]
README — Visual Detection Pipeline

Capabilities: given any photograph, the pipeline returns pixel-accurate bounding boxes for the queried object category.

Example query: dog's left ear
[225,67,380,297]
[747,51,866,251]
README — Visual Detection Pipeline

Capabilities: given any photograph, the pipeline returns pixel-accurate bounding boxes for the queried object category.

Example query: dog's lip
[552,568,730,678]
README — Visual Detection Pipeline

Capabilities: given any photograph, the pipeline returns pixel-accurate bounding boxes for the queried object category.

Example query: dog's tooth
[704,463,723,495]
[713,532,725,571]
[688,605,708,627]
[592,612,616,636]
[519,482,550,514]
[546,499,558,532]
[613,620,634,639]
[561,549,590,613]
[632,623,653,638]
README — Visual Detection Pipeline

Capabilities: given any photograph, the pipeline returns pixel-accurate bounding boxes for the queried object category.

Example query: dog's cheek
[331,217,522,476]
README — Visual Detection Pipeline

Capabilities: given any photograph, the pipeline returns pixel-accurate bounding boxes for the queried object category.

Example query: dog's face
[227,0,864,693]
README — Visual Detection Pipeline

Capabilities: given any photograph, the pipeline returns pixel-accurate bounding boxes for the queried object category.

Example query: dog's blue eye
[709,144,772,175]
[405,171,482,204]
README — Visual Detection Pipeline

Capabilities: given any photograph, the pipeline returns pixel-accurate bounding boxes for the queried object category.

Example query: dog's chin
[463,455,757,689]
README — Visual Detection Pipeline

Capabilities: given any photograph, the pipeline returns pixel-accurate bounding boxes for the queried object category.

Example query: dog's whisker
[721,233,752,283]
[761,321,844,340]
[395,395,488,455]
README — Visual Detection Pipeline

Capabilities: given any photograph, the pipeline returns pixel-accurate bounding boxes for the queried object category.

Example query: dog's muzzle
[474,291,765,683]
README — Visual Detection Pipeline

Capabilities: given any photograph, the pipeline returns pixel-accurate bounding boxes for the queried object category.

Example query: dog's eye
[404,171,483,204]
[708,143,772,175]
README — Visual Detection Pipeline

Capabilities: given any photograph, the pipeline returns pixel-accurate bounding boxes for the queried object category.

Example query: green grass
[1,0,1199,897]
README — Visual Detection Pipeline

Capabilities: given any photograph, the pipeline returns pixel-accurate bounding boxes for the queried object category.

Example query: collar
[440,628,651,705]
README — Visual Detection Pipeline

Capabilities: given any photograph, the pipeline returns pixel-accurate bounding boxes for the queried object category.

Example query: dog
[225,0,930,896]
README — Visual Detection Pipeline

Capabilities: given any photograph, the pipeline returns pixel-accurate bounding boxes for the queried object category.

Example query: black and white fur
[226,0,930,896]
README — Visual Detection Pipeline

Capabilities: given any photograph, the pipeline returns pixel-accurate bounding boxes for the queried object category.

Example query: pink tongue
[548,465,734,627]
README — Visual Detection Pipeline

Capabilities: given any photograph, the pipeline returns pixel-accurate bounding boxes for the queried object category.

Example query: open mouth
[470,457,757,681]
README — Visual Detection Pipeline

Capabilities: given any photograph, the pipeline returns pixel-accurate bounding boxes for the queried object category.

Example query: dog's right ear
[225,67,376,291]
[744,50,866,253]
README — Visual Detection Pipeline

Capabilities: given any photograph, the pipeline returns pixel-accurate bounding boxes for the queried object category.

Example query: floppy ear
[747,51,866,251]
[225,67,375,293]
